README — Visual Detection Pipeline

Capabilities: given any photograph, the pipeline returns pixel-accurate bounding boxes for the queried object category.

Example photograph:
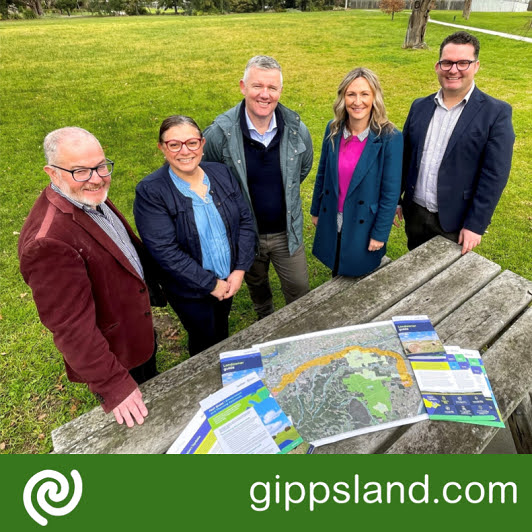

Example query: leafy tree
[379,0,405,21]
[125,0,147,14]
[229,0,258,12]
[158,0,183,14]
[17,0,44,15]
[55,0,77,15]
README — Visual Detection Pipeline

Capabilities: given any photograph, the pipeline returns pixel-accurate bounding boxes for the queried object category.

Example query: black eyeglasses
[50,159,114,182]
[438,60,476,71]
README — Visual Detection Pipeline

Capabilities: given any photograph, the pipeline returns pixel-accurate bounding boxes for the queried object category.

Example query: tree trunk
[462,0,472,20]
[528,0,532,12]
[403,0,432,49]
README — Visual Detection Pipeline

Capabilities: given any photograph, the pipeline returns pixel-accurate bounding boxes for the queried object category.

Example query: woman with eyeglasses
[134,115,255,357]
[310,67,403,277]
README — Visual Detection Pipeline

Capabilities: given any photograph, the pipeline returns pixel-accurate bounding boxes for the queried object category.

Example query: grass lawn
[429,9,532,36]
[1,9,530,454]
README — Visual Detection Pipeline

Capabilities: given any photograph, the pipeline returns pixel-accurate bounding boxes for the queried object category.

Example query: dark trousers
[129,332,159,385]
[404,202,460,251]
[167,293,233,356]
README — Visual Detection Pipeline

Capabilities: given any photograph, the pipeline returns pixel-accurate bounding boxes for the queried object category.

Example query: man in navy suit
[396,31,515,254]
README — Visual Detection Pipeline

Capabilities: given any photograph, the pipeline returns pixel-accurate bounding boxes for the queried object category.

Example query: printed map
[256,322,427,446]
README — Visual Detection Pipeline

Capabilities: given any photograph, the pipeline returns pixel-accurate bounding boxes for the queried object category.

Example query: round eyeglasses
[50,159,114,182]
[163,138,202,153]
[438,60,476,71]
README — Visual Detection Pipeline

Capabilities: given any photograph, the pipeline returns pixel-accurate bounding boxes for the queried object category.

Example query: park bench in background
[51,237,532,454]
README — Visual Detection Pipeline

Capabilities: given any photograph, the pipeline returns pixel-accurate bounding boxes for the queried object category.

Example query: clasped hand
[210,270,246,301]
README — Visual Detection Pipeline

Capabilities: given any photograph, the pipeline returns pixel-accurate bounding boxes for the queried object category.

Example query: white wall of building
[472,0,528,12]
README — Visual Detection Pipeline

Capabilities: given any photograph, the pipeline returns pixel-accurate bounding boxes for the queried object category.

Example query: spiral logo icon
[23,469,83,526]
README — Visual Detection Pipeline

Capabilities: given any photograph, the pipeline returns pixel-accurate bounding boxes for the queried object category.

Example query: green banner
[2,455,529,530]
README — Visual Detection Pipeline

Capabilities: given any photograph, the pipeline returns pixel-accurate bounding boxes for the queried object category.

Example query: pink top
[338,134,368,213]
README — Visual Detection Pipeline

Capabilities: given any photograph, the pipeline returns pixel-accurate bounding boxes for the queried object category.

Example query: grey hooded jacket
[203,101,313,256]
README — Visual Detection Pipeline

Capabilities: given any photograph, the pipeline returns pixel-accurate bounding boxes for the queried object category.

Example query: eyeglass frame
[162,137,203,153]
[50,158,114,182]
[437,59,477,72]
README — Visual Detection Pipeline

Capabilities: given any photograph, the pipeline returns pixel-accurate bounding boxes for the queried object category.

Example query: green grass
[1,10,531,454]
[430,10,532,36]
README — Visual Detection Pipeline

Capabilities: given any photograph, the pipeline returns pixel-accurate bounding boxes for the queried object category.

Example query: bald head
[43,127,102,166]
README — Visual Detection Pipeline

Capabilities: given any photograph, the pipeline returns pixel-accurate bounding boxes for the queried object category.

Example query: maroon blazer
[19,186,160,413]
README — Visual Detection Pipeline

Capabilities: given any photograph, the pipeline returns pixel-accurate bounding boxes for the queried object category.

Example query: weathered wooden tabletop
[52,236,532,454]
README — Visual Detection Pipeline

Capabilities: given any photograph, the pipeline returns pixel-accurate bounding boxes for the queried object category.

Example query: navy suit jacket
[402,86,514,234]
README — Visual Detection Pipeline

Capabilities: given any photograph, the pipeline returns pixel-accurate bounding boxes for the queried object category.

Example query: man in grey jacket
[204,55,313,319]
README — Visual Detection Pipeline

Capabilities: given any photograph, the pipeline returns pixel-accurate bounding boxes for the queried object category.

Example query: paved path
[429,18,532,43]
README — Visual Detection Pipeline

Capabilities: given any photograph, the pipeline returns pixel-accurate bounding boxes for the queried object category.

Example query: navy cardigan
[134,161,256,299]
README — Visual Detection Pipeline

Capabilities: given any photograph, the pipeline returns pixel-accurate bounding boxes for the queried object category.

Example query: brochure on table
[200,372,304,454]
[410,345,504,428]
[166,409,222,454]
[392,315,446,358]
[219,347,264,387]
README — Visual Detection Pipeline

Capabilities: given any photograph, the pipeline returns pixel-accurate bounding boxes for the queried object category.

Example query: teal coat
[310,122,403,276]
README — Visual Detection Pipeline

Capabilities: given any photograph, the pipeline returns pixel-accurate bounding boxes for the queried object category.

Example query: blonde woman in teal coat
[310,67,403,277]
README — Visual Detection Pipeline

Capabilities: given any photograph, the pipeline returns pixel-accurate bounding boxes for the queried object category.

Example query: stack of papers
[168,351,306,454]
[392,316,504,427]
[169,315,504,453]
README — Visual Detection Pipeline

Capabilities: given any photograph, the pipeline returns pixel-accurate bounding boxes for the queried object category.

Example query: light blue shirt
[169,168,231,280]
[245,109,278,147]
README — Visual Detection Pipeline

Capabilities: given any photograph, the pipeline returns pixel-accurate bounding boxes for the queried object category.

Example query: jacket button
[359,220,364,224]
[139,287,146,293]
[325,190,329,195]
[323,207,327,212]
[359,200,364,205]
[144,311,151,317]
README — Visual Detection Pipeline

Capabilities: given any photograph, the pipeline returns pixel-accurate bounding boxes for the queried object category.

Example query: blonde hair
[329,67,394,146]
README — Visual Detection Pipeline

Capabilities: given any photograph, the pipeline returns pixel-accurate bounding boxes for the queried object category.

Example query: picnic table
[52,236,532,454]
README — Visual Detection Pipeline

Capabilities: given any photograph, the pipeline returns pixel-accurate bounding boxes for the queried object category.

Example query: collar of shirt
[50,183,103,215]
[245,108,277,136]
[434,81,475,110]
[168,166,210,203]
[343,125,370,141]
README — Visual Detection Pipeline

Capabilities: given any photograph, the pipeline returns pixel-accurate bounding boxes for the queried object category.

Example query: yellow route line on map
[271,345,412,394]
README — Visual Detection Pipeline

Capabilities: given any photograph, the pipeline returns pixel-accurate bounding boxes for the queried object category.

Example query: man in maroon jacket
[19,127,165,428]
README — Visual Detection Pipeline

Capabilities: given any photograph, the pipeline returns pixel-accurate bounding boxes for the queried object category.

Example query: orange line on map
[271,346,413,394]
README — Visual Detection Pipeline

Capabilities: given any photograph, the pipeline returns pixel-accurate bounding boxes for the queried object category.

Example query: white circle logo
[23,469,83,526]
